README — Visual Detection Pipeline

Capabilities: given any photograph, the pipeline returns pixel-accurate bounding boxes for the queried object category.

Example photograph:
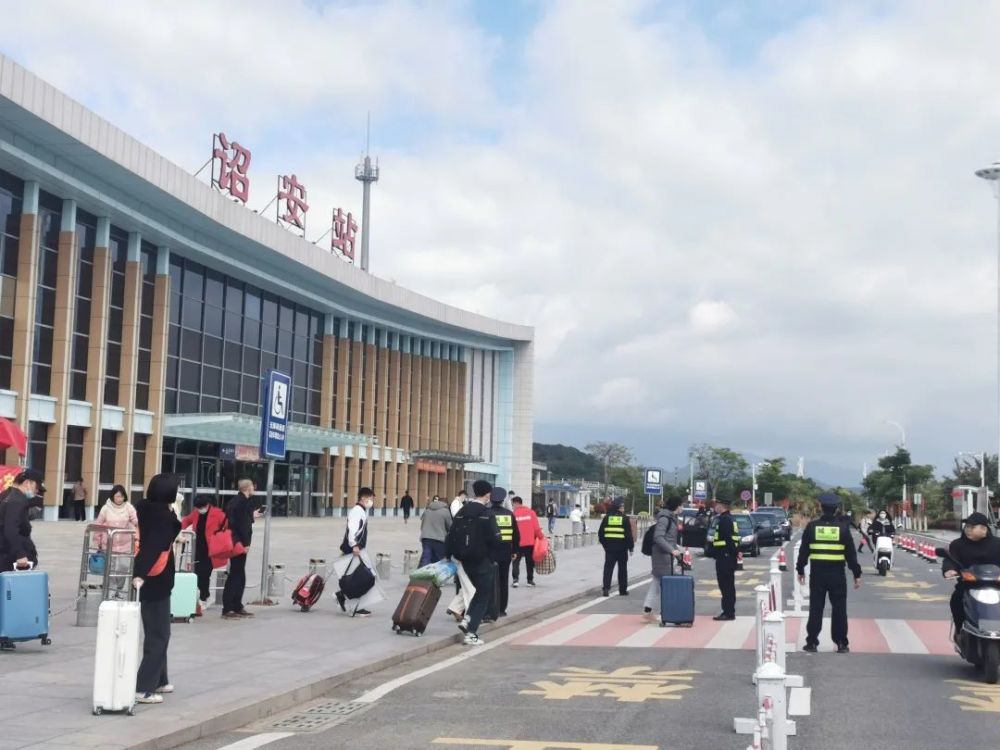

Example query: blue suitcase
[0,567,51,649]
[660,561,694,627]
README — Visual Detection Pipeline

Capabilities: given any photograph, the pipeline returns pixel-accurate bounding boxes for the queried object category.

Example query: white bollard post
[769,559,783,616]
[753,585,770,682]
[787,543,809,617]
[757,661,792,750]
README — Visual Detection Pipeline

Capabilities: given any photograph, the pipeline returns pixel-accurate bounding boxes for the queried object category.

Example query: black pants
[512,546,535,583]
[223,553,247,614]
[466,563,495,635]
[806,567,849,647]
[489,559,510,619]
[73,500,85,521]
[951,586,966,632]
[420,539,446,567]
[194,556,213,602]
[136,597,171,694]
[715,555,738,617]
[603,549,629,594]
[402,508,411,522]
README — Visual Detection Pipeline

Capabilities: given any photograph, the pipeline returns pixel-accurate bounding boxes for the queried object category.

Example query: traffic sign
[693,480,708,501]
[260,369,291,460]
[913,493,922,506]
[644,468,662,496]
[740,489,752,502]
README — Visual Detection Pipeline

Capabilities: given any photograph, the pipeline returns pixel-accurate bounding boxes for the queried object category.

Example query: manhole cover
[260,700,370,734]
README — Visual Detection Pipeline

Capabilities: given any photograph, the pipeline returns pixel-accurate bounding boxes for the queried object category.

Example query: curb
[129,572,648,750]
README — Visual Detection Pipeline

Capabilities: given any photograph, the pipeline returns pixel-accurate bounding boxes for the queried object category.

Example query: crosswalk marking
[516,613,951,655]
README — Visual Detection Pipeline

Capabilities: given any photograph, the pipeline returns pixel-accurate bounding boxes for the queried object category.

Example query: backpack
[642,515,673,556]
[446,510,488,564]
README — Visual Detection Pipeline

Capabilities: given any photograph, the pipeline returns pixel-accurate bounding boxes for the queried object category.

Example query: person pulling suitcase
[642,497,684,622]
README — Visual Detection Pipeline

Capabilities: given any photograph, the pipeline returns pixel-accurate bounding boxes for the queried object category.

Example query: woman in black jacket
[132,473,182,705]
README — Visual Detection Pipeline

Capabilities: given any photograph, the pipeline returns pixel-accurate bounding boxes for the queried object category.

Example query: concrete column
[456,357,468,454]
[417,467,428,511]
[7,182,38,467]
[331,453,345,511]
[420,347,432,452]
[386,452,399,511]
[334,323,349,432]
[318,320,336,515]
[376,330,389,449]
[409,341,423,450]
[398,340,412,451]
[363,330,376,443]
[430,344,442,450]
[440,346,452,455]
[346,456,359,505]
[387,343,401,451]
[373,456,385,509]
[452,356,463,453]
[114,233,141,490]
[81,217,111,511]
[143,247,170,484]
[44,199,78,515]
[350,338,363,433]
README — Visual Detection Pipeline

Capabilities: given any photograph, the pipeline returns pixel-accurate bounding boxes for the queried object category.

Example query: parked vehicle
[751,507,792,541]
[708,513,760,557]
[679,508,709,548]
[750,512,783,547]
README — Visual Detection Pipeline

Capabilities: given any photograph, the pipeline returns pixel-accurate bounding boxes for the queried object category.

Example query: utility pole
[355,113,380,273]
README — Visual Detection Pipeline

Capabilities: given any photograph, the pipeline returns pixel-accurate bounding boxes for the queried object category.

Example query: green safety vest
[712,518,740,547]
[496,514,514,543]
[809,525,846,562]
[604,515,625,539]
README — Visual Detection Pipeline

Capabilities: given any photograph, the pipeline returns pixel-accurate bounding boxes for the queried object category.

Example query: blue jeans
[548,517,556,533]
[465,563,495,635]
[420,539,447,567]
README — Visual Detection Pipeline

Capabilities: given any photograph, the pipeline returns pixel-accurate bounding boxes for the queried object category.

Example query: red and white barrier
[787,541,809,616]
[776,545,788,572]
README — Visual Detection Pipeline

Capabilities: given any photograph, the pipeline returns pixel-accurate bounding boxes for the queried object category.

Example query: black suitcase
[392,579,441,636]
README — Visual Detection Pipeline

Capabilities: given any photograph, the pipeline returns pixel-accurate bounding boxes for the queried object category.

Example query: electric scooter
[936,547,1000,685]
[874,534,893,576]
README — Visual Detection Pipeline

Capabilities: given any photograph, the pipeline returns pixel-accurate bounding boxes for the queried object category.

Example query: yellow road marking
[947,680,1000,712]
[884,592,950,603]
[519,667,699,703]
[870,580,936,590]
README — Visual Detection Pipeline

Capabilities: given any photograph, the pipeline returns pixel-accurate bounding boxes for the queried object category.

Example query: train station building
[0,54,534,518]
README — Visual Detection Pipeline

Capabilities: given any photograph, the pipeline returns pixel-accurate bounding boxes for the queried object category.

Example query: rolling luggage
[391,579,441,636]
[660,559,695,627]
[92,600,140,715]
[170,572,199,623]
[292,573,325,612]
[0,565,51,650]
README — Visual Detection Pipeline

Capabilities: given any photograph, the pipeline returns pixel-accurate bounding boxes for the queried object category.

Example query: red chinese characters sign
[278,174,309,232]
[212,132,252,203]
[331,207,358,261]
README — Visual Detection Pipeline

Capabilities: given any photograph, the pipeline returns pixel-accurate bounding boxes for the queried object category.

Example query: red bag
[532,535,550,564]
[147,550,170,577]
[207,524,246,562]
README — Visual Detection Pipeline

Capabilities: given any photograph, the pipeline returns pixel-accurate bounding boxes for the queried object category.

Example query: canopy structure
[409,449,483,464]
[164,413,369,454]
[0,417,27,457]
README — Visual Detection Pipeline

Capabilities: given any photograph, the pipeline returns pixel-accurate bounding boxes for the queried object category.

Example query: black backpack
[447,509,488,564]
[641,515,673,556]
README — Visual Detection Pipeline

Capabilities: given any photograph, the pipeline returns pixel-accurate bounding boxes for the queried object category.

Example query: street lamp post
[975,161,1000,485]
[751,461,771,512]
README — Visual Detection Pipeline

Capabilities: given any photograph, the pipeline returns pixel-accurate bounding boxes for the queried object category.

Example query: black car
[750,512,783,547]
[707,513,760,557]
[679,507,709,548]
[752,507,792,541]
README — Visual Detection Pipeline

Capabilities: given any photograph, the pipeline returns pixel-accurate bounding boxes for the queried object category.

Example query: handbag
[147,550,170,577]
[88,552,106,576]
[535,549,557,576]
[207,519,246,561]
[532,535,550,564]
[339,557,376,601]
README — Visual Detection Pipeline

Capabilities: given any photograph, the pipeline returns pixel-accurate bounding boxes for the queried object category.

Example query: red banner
[415,460,446,475]
[0,465,19,493]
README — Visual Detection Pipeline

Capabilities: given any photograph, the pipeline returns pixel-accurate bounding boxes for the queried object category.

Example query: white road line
[794,617,833,651]
[531,613,617,646]
[355,579,652,705]
[875,618,928,655]
[706,616,755,650]
[617,623,669,648]
[215,733,295,750]
[788,687,812,717]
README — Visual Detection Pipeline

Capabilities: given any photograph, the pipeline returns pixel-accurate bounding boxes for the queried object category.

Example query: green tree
[862,448,934,511]
[755,458,792,504]
[585,441,634,497]
[689,444,749,501]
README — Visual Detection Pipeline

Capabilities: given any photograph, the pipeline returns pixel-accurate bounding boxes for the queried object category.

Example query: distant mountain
[533,443,603,482]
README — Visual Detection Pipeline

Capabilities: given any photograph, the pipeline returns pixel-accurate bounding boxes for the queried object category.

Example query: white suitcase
[92,600,141,715]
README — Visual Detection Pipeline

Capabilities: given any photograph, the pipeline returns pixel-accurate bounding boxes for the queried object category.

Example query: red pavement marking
[907,619,954,656]
[786,616,803,646]
[652,616,724,648]
[847,618,891,653]
[512,613,586,645]
[565,614,647,647]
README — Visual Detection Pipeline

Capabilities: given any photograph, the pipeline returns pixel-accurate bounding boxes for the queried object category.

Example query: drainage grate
[262,700,370,733]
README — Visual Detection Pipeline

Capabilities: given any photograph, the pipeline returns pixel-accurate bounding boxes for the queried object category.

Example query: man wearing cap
[486,486,519,621]
[796,493,863,653]
[0,469,46,571]
[942,512,1000,636]
[598,498,634,597]
[708,497,740,620]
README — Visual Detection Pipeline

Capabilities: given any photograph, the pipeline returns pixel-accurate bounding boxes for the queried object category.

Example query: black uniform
[487,503,520,620]
[869,517,895,544]
[0,488,40,571]
[598,509,634,595]
[797,512,862,649]
[942,531,1000,632]
[709,510,740,619]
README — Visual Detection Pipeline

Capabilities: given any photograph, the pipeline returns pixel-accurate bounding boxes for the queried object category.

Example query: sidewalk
[0,516,631,750]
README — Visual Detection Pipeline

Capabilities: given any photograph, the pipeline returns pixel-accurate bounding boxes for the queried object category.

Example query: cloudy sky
[3,0,999,484]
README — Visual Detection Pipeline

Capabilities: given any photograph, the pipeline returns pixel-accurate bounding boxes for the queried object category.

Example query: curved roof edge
[0,53,533,346]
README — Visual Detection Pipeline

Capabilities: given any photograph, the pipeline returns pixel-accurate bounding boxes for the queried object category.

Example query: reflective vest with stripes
[604,515,625,539]
[809,524,846,562]
[496,514,514,543]
[711,518,740,548]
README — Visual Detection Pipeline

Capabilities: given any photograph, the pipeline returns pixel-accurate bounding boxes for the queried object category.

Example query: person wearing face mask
[868,510,895,547]
[0,469,45,572]
[221,479,263,620]
[181,496,227,611]
[942,512,1000,636]
[335,487,379,617]
[95,485,139,546]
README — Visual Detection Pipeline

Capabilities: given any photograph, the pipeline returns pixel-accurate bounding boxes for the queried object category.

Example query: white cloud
[3,0,1000,474]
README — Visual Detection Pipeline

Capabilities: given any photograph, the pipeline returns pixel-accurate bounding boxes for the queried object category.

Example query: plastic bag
[410,559,458,587]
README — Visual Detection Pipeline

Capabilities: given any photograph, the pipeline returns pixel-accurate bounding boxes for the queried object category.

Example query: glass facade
[31,192,61,395]
[136,244,155,410]
[104,226,128,405]
[70,210,97,401]
[0,170,21,390]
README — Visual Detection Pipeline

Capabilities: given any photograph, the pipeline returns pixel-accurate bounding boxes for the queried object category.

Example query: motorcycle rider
[942,512,1000,636]
[868,510,896,546]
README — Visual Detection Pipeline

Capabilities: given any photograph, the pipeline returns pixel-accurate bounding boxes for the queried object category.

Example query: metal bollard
[215,570,228,606]
[376,552,392,580]
[267,563,285,598]
[75,585,101,627]
[402,549,420,576]
[552,535,562,551]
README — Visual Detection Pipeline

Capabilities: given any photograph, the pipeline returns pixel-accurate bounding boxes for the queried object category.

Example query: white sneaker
[457,617,470,635]
[199,599,211,611]
[463,633,485,646]
[135,692,163,704]
[511,581,519,588]
[155,684,174,694]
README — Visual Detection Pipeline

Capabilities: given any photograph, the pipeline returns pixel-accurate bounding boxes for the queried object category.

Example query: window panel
[224,340,241,370]
[183,264,203,299]
[166,356,178,389]
[178,391,199,413]
[181,329,202,360]
[203,335,223,367]
[202,366,221,398]
[222,371,240,399]
[203,303,222,337]
[180,361,200,391]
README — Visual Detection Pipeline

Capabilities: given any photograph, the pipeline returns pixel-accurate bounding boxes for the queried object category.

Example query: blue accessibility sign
[644,468,663,496]
[259,369,291,460]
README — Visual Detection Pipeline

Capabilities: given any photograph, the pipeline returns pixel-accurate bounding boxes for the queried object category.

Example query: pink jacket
[95,501,139,553]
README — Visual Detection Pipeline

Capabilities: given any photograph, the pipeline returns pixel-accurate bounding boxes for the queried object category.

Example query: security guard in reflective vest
[487,488,520,621]
[796,493,863,653]
[598,498,634,596]
[708,498,740,620]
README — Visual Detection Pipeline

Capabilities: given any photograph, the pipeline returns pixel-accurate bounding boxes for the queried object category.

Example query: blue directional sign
[644,468,663,496]
[259,369,291,460]
[693,480,709,502]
